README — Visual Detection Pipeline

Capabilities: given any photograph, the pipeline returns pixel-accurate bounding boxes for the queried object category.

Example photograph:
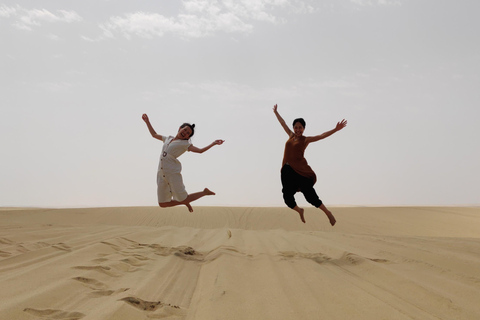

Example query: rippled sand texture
[0,206,479,319]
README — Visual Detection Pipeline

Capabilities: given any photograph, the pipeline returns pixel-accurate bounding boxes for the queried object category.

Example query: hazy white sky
[1,0,479,208]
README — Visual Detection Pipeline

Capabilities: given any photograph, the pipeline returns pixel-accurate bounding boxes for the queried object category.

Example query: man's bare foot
[185,203,193,212]
[294,206,305,223]
[204,188,215,196]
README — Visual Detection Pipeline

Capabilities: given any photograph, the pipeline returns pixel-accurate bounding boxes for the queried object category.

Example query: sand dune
[0,206,479,319]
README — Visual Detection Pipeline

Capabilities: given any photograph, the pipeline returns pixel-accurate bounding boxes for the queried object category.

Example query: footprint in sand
[100,241,122,251]
[32,242,51,249]
[368,258,391,263]
[72,277,107,290]
[173,247,205,262]
[121,257,147,267]
[0,237,14,245]
[279,251,332,264]
[0,250,11,257]
[52,243,72,252]
[73,265,111,271]
[130,254,150,261]
[23,308,85,320]
[15,244,29,253]
[120,296,180,312]
[92,253,110,263]
[72,265,121,277]
[118,237,140,245]
[340,253,391,266]
[72,276,129,298]
[88,288,129,298]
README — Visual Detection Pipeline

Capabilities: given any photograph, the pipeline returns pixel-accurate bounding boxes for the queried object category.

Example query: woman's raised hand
[214,139,225,145]
[335,119,347,131]
[142,114,149,122]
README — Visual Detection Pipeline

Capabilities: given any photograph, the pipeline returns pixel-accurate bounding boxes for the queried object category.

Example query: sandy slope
[0,206,479,320]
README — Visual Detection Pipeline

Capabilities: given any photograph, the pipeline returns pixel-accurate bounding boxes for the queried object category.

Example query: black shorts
[281,164,322,209]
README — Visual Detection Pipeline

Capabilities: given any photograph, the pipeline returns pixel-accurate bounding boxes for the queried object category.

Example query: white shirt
[158,136,192,174]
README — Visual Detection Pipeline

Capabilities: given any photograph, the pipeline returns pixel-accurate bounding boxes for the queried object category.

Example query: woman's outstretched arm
[305,119,347,144]
[142,114,163,140]
[188,140,225,153]
[273,104,293,137]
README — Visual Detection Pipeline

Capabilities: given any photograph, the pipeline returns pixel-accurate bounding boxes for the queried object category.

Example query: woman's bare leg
[318,204,336,226]
[159,188,215,212]
[292,206,305,223]
[184,188,215,203]
[181,188,215,212]
[159,200,184,208]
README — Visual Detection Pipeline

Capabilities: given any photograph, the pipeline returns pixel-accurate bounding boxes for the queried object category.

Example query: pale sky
[1,0,479,208]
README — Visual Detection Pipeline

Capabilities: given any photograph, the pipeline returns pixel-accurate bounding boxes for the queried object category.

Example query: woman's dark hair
[292,118,306,128]
[180,123,195,138]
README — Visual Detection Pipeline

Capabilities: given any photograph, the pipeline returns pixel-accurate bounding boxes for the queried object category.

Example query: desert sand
[0,206,479,320]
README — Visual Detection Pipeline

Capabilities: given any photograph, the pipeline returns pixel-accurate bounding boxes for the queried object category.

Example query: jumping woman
[273,104,347,225]
[142,114,224,212]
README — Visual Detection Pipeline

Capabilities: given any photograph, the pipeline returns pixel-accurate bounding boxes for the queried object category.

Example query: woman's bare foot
[326,211,336,226]
[319,204,336,226]
[204,188,215,196]
[294,206,305,223]
[185,203,193,212]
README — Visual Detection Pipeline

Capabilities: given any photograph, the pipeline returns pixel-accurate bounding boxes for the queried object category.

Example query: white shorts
[157,171,188,203]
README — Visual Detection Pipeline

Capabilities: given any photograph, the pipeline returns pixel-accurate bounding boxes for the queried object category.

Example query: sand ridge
[0,206,479,319]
